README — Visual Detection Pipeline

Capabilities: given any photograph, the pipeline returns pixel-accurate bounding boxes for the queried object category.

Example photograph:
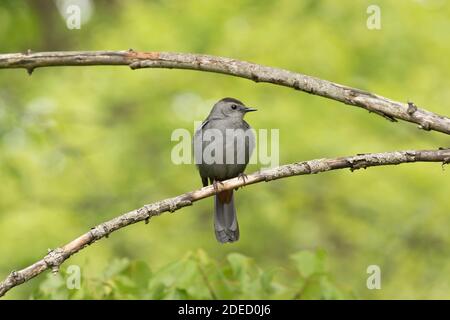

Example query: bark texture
[0,50,449,134]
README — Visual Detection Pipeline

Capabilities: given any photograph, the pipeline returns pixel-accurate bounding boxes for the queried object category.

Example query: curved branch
[0,50,449,134]
[0,148,448,297]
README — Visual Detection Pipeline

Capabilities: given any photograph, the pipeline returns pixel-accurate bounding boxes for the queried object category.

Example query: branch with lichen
[0,148,448,297]
[0,50,449,134]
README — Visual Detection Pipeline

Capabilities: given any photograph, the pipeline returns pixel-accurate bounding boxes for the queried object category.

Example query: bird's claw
[238,172,248,184]
[212,179,224,193]
[235,173,248,190]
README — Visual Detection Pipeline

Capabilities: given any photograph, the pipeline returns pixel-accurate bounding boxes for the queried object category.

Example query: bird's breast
[194,119,255,180]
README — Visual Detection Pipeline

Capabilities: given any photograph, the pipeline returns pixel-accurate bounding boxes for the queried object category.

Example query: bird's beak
[244,107,257,113]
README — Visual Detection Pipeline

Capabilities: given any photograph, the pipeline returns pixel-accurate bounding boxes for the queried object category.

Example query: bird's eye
[231,104,237,110]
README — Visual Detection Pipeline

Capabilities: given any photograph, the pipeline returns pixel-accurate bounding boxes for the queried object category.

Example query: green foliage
[32,250,348,300]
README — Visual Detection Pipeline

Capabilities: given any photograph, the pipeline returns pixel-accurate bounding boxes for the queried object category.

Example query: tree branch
[0,148,448,297]
[0,50,449,134]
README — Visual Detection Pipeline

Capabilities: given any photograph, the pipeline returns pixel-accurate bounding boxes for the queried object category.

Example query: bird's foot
[212,179,224,193]
[238,172,248,184]
[236,173,248,190]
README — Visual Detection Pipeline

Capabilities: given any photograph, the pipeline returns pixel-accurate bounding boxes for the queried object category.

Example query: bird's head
[208,97,257,120]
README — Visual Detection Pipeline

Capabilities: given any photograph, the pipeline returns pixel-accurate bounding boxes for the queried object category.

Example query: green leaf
[290,249,327,278]
[260,267,278,294]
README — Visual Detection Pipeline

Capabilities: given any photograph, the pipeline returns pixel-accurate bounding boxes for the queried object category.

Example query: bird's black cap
[219,97,245,105]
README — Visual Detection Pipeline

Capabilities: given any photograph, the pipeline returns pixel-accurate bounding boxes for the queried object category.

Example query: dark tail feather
[214,190,239,243]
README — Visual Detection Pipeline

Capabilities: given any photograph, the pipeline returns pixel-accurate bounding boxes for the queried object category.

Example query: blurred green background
[0,0,449,299]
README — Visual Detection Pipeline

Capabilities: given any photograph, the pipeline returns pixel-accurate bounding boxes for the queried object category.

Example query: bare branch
[0,50,449,134]
[0,148,448,297]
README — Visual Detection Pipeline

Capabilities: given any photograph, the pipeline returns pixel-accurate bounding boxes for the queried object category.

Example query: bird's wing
[194,119,211,186]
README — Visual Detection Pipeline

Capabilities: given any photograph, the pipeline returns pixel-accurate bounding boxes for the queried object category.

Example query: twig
[0,50,449,134]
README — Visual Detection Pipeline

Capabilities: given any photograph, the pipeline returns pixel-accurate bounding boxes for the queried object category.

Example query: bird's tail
[214,190,239,243]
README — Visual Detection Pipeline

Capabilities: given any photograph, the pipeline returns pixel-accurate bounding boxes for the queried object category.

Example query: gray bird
[194,97,256,243]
